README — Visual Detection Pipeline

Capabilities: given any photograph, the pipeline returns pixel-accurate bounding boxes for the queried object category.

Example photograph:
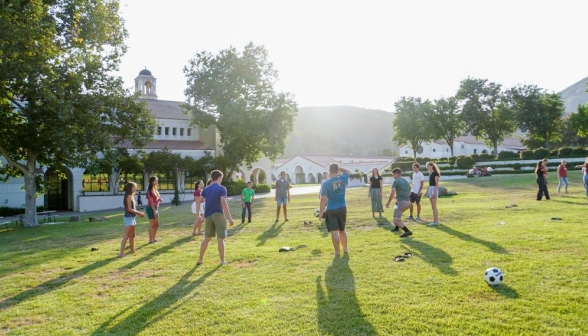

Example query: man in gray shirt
[385,168,413,238]
[275,171,291,222]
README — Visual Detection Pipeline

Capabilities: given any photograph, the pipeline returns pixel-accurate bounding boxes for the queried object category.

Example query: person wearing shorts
[275,171,290,222]
[196,170,234,265]
[385,168,413,238]
[407,162,424,221]
[319,163,350,256]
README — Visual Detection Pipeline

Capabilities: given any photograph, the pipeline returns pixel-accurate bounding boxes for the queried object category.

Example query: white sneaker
[427,222,439,226]
[415,216,421,221]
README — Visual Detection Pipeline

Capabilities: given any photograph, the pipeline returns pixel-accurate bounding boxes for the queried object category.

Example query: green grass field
[1,173,587,335]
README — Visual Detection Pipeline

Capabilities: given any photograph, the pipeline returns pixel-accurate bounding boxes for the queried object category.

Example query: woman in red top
[146,176,163,243]
[191,180,204,236]
[557,160,568,194]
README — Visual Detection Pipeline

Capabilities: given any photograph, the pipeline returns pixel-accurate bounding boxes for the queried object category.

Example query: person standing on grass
[407,162,425,221]
[197,170,234,265]
[368,168,384,218]
[241,181,255,224]
[385,168,413,238]
[146,176,163,244]
[319,171,328,199]
[319,163,350,256]
[120,182,145,257]
[275,171,291,222]
[192,180,205,236]
[535,160,550,201]
[575,157,588,198]
[557,160,568,194]
[425,162,441,226]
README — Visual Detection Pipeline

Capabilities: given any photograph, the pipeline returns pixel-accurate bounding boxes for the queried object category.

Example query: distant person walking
[275,171,291,222]
[192,180,205,236]
[241,181,255,223]
[368,168,384,218]
[319,163,351,256]
[575,157,588,198]
[425,162,441,226]
[196,170,234,265]
[557,160,568,194]
[385,168,413,238]
[146,176,163,243]
[120,182,145,257]
[535,160,550,201]
[407,162,425,221]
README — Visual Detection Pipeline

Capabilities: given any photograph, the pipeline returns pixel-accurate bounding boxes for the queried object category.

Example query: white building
[398,135,525,159]
[1,69,217,212]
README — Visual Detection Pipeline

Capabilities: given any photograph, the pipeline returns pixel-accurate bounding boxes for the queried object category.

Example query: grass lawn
[1,172,587,335]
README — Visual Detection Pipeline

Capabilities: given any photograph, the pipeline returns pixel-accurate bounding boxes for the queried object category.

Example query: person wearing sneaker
[368,168,384,218]
[409,162,425,221]
[385,168,413,238]
[425,162,441,226]
[319,163,351,256]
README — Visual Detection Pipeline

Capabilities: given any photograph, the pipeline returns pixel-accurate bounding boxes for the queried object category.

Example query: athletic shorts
[205,213,228,239]
[410,192,421,203]
[426,186,439,199]
[276,198,288,206]
[325,207,347,232]
[123,216,136,227]
[394,201,411,218]
[145,206,158,219]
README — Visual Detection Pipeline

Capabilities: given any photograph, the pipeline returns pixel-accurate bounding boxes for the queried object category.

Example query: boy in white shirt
[407,162,425,221]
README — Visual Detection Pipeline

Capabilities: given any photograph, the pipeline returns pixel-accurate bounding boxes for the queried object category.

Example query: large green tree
[426,96,465,157]
[456,78,516,157]
[569,104,588,138]
[392,96,433,159]
[0,0,155,226]
[182,43,298,180]
[510,85,564,151]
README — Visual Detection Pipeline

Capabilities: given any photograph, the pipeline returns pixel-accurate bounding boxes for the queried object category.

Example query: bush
[254,183,271,193]
[390,162,415,173]
[448,156,457,166]
[520,150,533,159]
[456,156,476,169]
[395,157,414,162]
[224,181,247,196]
[571,147,587,156]
[0,206,45,217]
[512,163,521,171]
[532,148,550,160]
[478,153,494,161]
[558,147,572,157]
[498,151,517,159]
[549,149,558,157]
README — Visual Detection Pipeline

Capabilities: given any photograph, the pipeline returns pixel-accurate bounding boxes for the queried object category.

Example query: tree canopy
[392,96,433,159]
[182,43,298,179]
[569,103,588,138]
[0,0,155,226]
[426,96,464,157]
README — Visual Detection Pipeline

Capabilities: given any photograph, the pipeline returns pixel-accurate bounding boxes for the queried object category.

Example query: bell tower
[134,68,157,99]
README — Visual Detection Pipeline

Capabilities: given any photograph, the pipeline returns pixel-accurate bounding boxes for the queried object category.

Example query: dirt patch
[233,259,258,268]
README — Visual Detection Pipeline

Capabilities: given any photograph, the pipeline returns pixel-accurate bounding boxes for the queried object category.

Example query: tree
[0,1,156,226]
[183,43,298,180]
[510,85,564,151]
[561,114,588,147]
[569,104,588,138]
[426,96,465,157]
[392,97,433,159]
[456,78,516,157]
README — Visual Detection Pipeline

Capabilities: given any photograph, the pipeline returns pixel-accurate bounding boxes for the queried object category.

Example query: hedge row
[224,182,270,196]
[0,206,46,217]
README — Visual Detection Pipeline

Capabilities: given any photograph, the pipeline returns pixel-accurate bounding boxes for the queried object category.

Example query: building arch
[45,166,74,211]
[293,165,305,184]
[307,173,316,183]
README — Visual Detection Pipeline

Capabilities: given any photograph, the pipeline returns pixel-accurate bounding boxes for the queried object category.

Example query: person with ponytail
[425,162,441,226]
[535,160,550,201]
[146,176,163,243]
[120,182,144,257]
[192,180,205,236]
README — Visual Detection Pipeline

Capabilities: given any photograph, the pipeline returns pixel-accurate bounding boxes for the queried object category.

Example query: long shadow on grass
[93,265,220,335]
[316,255,376,335]
[0,256,118,312]
[375,216,392,229]
[490,284,519,298]
[227,221,249,237]
[401,240,458,276]
[256,221,285,246]
[435,225,508,254]
[119,236,193,270]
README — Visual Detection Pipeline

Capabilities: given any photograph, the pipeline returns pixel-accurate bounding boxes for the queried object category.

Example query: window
[172,128,177,136]
[187,128,192,136]
[405,151,408,154]
[474,149,478,154]
[461,144,464,149]
[165,127,169,135]
[82,171,111,192]
[180,128,184,136]
[157,127,162,135]
[433,149,436,152]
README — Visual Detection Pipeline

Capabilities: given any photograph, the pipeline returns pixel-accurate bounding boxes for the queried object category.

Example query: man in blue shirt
[319,163,350,256]
[196,170,234,265]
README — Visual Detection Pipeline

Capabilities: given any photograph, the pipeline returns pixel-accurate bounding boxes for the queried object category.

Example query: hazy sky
[117,0,588,112]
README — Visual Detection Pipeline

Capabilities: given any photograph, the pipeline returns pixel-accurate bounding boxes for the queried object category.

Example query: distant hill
[560,77,588,114]
[283,106,396,157]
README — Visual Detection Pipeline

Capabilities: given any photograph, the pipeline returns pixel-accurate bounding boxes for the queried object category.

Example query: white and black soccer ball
[484,267,504,286]
[313,208,320,217]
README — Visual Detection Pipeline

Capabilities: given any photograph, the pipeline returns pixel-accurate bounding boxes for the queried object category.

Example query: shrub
[520,150,533,159]
[498,151,517,159]
[549,149,558,157]
[456,156,476,169]
[571,147,587,156]
[390,162,415,172]
[512,163,521,171]
[448,156,457,166]
[532,148,549,160]
[478,153,494,161]
[470,154,480,162]
[396,157,414,162]
[224,181,247,196]
[254,183,271,193]
[558,147,572,157]
[0,206,45,217]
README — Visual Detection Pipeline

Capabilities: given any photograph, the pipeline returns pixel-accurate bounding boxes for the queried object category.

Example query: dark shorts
[145,207,158,219]
[410,192,421,203]
[325,207,346,232]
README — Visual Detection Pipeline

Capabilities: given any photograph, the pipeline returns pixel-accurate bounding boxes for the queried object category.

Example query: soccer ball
[484,267,504,286]
[313,208,320,217]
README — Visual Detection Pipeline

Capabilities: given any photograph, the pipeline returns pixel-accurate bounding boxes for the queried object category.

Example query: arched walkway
[45,166,73,210]
[294,165,305,184]
[307,173,316,183]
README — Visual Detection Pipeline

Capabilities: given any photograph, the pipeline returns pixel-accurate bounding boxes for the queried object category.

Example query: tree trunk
[110,169,121,195]
[447,140,455,157]
[544,138,550,151]
[23,158,39,227]
[493,140,499,158]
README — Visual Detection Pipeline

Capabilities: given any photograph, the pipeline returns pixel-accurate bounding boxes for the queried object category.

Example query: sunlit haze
[117,0,588,111]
